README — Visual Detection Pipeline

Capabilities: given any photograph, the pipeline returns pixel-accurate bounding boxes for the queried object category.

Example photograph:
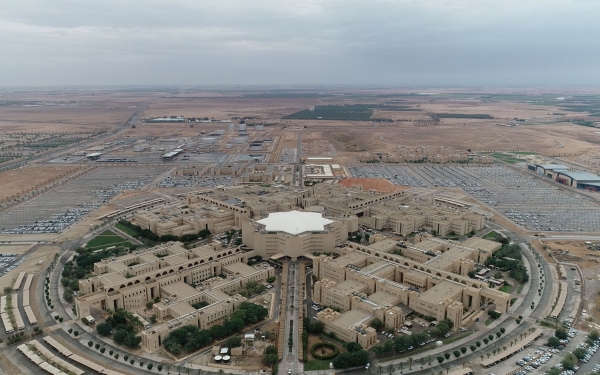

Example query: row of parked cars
[516,346,553,371]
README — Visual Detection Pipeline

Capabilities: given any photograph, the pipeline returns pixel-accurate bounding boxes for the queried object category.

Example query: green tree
[561,353,577,370]
[370,318,384,330]
[97,322,113,336]
[555,328,568,340]
[588,330,599,341]
[572,347,587,360]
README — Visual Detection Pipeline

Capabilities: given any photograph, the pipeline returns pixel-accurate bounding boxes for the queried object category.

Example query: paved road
[337,223,555,375]
[280,261,302,375]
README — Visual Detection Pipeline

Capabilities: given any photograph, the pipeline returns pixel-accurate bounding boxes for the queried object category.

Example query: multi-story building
[312,235,509,330]
[74,241,275,353]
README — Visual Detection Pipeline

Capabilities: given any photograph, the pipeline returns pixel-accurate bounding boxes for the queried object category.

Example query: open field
[0,165,85,202]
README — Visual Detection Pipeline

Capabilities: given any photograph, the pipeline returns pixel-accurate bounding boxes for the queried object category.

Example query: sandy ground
[0,244,60,292]
[0,165,85,202]
[540,240,600,326]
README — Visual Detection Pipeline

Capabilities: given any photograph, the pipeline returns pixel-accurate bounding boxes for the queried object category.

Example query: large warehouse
[555,170,600,191]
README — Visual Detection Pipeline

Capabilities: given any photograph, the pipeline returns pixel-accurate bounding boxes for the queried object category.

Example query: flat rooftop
[367,239,398,253]
[461,237,502,253]
[332,309,372,330]
[419,281,464,303]
[328,252,368,269]
[367,291,400,307]
[425,247,472,270]
[331,279,369,295]
[161,282,200,300]
[223,262,258,277]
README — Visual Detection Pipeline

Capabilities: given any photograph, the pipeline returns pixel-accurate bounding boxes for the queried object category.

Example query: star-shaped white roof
[256,210,334,235]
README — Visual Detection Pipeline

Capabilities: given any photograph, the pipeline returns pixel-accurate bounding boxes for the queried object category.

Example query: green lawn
[489,153,527,164]
[115,223,140,237]
[500,283,513,293]
[483,231,499,240]
[85,231,131,249]
[304,360,332,371]
[485,318,495,326]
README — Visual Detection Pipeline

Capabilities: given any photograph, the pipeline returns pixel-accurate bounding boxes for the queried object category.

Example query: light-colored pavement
[280,261,303,375]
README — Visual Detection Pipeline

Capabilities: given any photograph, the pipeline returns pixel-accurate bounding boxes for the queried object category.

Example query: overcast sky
[2,0,599,87]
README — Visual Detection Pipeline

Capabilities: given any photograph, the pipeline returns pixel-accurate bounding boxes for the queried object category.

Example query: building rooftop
[367,291,400,307]
[419,281,464,303]
[368,239,398,253]
[256,210,334,235]
[331,279,369,295]
[537,164,569,170]
[161,282,200,300]
[461,237,502,253]
[222,262,258,277]
[327,252,368,269]
[331,309,372,330]
[557,170,600,182]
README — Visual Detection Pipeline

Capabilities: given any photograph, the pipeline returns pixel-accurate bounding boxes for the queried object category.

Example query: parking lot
[279,148,297,163]
[0,253,26,278]
[157,176,235,188]
[349,165,600,232]
[0,166,164,233]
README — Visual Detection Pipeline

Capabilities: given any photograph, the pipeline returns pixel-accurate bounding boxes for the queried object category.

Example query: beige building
[241,211,356,260]
[312,236,509,330]
[74,241,275,353]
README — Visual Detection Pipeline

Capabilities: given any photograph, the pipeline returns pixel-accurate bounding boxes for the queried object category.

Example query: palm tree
[503,346,507,352]
[487,353,490,359]
[387,364,394,375]
[399,361,404,373]
[420,357,425,369]
[480,355,484,362]
[408,357,413,370]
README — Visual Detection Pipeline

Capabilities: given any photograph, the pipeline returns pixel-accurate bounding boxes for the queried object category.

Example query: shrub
[310,343,339,360]
[88,341,93,347]
[470,345,476,352]
[453,350,461,358]
[124,355,129,361]
[437,356,444,363]
[147,364,153,370]
[54,315,59,320]
[95,343,100,349]
[58,317,63,322]
[109,350,113,355]
[476,341,481,347]
[157,364,163,371]
[73,331,79,337]
[444,352,450,360]
[68,328,73,334]
[139,362,144,367]
[115,354,119,359]
[130,359,135,365]
[460,347,467,354]
[100,347,106,354]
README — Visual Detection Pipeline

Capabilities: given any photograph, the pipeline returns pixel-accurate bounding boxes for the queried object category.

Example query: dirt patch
[338,178,409,193]
[329,132,366,152]
[542,240,600,269]
[0,165,85,202]
[0,352,25,375]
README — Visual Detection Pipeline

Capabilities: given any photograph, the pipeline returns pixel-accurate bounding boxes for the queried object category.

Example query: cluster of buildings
[358,147,494,164]
[311,235,509,348]
[89,182,510,352]
[527,163,600,192]
[74,241,274,352]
